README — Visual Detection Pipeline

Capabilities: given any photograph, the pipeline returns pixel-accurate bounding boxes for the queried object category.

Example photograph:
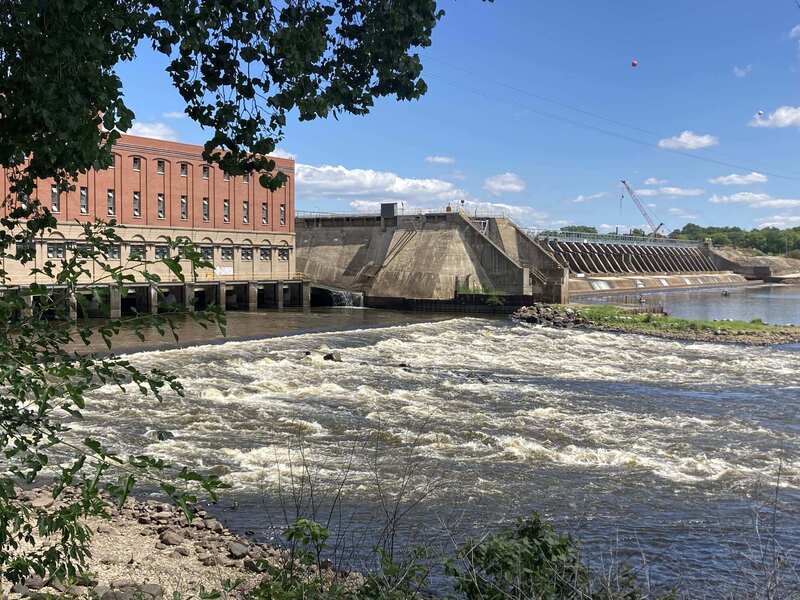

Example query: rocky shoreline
[512,304,800,346]
[6,488,351,600]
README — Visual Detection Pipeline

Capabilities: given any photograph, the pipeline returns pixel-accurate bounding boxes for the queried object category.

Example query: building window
[129,244,146,260]
[107,244,121,259]
[50,184,60,213]
[157,160,165,175]
[133,156,141,171]
[155,245,169,260]
[75,243,93,257]
[200,246,213,261]
[47,243,65,259]
[132,191,141,217]
[17,192,29,208]
[242,200,249,224]
[202,197,210,221]
[243,173,250,184]
[16,241,35,259]
[279,203,286,225]
[180,163,188,177]
[223,199,230,223]
[180,195,188,220]
[157,193,165,219]
[278,247,289,261]
[241,247,253,261]
[202,165,210,179]
[261,202,268,224]
[79,187,89,214]
[259,247,272,261]
[107,189,115,216]
[220,247,233,261]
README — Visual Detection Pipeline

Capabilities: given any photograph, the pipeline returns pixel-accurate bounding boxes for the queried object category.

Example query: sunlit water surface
[66,310,800,595]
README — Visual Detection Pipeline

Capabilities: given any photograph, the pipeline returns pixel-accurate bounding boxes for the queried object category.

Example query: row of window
[43,243,290,262]
[130,156,253,183]
[47,185,286,225]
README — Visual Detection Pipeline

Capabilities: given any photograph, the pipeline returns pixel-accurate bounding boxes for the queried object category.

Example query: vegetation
[576,304,795,335]
[248,513,670,600]
[0,0,447,195]
[669,224,800,256]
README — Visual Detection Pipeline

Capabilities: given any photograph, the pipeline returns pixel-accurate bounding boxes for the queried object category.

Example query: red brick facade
[0,134,295,235]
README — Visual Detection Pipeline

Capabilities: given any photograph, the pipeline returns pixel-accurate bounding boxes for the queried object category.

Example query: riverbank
[512,303,800,345]
[6,488,285,599]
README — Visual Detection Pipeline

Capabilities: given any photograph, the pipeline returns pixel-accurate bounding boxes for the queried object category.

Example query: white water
[68,316,800,591]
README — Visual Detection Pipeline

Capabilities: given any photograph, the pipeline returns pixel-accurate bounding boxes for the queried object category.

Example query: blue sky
[118,1,800,232]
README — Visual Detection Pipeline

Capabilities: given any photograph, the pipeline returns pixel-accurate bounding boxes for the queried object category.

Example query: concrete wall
[707,246,800,280]
[296,212,532,300]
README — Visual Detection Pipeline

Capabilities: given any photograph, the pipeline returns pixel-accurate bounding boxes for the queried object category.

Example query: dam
[295,205,748,306]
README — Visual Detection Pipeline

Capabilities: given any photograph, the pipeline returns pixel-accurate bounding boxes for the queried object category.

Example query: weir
[296,206,749,305]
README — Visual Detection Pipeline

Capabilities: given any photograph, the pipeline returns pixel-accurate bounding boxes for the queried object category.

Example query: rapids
[70,316,800,593]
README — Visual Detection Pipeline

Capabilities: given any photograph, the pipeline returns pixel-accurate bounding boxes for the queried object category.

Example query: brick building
[0,134,306,315]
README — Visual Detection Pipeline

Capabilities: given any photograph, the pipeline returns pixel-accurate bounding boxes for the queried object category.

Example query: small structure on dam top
[295,203,748,308]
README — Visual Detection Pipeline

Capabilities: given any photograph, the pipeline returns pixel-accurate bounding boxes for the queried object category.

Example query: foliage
[0,208,230,588]
[0,0,450,195]
[576,304,797,335]
[560,225,598,234]
[447,514,671,600]
[670,223,800,256]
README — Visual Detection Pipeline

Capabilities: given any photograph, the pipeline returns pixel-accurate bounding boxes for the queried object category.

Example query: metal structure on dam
[295,204,748,307]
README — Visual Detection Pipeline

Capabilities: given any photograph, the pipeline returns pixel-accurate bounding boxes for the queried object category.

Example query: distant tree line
[559,224,800,257]
[668,224,800,257]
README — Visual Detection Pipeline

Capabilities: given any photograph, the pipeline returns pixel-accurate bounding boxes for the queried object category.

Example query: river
[63,305,800,596]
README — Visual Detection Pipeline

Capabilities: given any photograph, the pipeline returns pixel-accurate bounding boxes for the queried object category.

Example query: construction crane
[620,179,664,236]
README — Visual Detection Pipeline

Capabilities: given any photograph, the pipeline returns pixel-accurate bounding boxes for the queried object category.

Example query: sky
[117,1,800,233]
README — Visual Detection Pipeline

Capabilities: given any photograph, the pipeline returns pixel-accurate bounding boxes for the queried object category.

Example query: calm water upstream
[62,306,800,596]
[585,284,800,326]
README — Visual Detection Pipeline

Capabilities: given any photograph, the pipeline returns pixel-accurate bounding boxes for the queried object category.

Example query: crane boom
[620,179,663,236]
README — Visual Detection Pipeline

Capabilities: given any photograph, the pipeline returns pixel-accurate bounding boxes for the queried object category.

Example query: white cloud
[657,131,719,150]
[425,155,455,165]
[127,121,179,141]
[271,147,296,160]
[162,111,185,119]
[756,214,800,228]
[572,192,606,203]
[296,164,466,204]
[483,172,526,195]
[709,192,800,209]
[733,65,752,78]
[749,106,800,128]
[635,186,704,198]
[644,177,667,185]
[790,24,800,39]
[709,172,767,185]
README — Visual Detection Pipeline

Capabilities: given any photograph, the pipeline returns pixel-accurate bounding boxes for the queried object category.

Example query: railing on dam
[528,229,705,247]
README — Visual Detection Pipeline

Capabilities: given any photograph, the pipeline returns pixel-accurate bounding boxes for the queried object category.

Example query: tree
[0,0,446,195]
[560,225,597,234]
[0,0,457,590]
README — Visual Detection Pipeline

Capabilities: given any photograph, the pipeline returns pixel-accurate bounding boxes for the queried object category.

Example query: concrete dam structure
[296,207,747,306]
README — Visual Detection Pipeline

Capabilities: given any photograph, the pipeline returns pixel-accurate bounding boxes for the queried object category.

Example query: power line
[424,67,800,182]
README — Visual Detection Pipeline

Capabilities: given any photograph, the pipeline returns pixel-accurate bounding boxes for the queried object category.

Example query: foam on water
[69,318,800,496]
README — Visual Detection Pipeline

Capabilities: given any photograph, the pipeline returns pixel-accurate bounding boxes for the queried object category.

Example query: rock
[11,583,29,596]
[92,584,111,599]
[228,541,249,559]
[96,524,115,534]
[24,576,44,591]
[139,584,163,599]
[29,494,54,509]
[200,555,218,567]
[137,516,151,525]
[67,586,89,597]
[174,546,190,556]
[102,590,133,600]
[159,530,183,546]
[322,351,341,362]
[111,580,137,590]
[154,543,166,550]
[203,518,224,533]
[151,511,173,521]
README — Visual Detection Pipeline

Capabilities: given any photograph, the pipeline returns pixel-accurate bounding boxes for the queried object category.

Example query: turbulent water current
[71,315,800,593]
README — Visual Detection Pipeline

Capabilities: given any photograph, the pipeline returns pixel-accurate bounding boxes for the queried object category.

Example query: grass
[574,304,794,335]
